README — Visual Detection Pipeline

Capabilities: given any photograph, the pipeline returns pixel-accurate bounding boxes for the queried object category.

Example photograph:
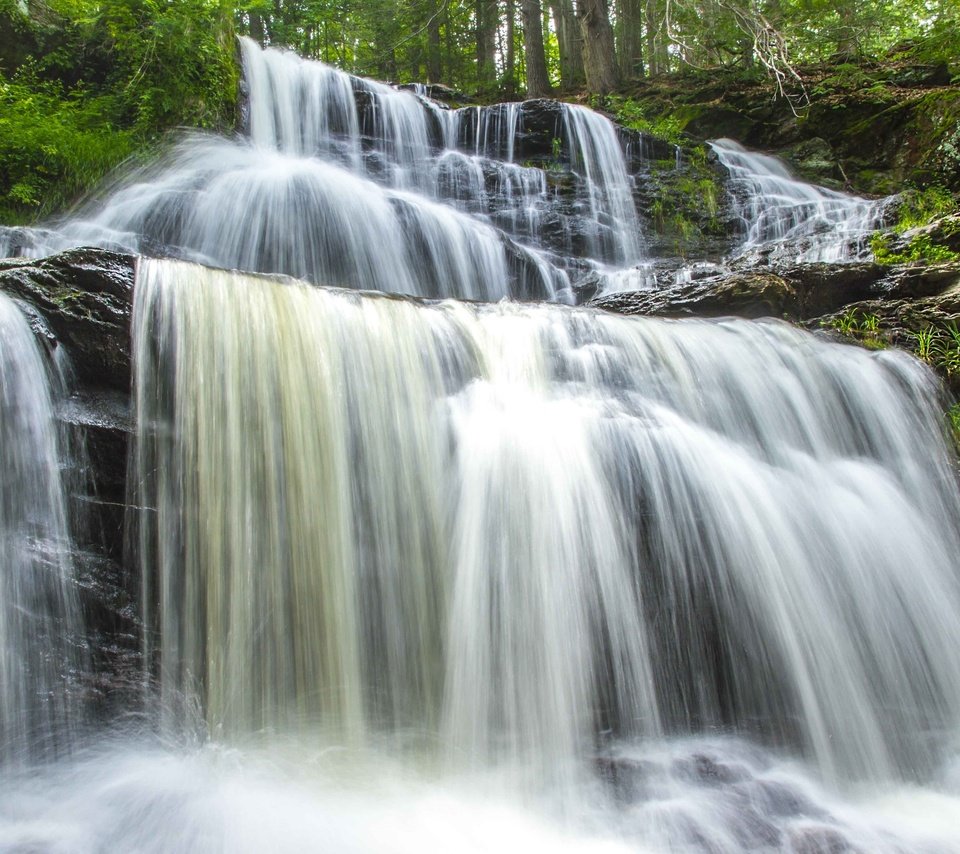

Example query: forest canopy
[1,0,958,222]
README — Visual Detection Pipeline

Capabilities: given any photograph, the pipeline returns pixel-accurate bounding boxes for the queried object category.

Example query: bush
[0,0,239,225]
[0,76,135,220]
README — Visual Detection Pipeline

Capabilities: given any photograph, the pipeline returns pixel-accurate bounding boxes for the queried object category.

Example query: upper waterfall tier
[134,257,960,786]
[0,39,656,301]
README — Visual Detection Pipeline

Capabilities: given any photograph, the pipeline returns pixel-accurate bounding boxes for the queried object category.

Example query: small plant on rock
[911,326,940,363]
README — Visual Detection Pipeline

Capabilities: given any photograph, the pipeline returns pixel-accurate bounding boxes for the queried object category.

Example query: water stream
[0,293,84,766]
[0,41,956,854]
[711,138,887,262]
[5,259,955,851]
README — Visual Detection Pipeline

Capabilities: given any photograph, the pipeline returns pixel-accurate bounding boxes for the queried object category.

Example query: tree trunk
[577,0,619,94]
[427,1,443,82]
[522,0,553,97]
[476,0,498,94]
[615,0,644,79]
[504,0,518,96]
[644,0,668,75]
[836,4,859,59]
[249,12,266,47]
[549,0,585,89]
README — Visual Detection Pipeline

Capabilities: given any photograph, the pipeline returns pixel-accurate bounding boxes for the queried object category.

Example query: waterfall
[2,40,960,854]
[131,258,960,791]
[0,39,649,301]
[0,293,84,763]
[712,138,887,262]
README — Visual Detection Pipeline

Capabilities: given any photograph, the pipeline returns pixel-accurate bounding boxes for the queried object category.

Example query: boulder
[773,261,886,316]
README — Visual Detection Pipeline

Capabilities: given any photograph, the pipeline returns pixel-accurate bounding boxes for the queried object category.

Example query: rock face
[619,58,960,196]
[591,256,960,398]
[593,258,960,323]
[0,248,139,715]
[0,248,135,391]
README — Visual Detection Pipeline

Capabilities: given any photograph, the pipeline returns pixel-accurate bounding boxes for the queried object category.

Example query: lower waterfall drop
[1,258,960,853]
[130,259,960,785]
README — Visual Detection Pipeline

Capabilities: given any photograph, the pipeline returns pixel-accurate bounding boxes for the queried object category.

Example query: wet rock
[59,388,132,563]
[809,283,960,392]
[781,137,844,189]
[675,752,752,786]
[73,549,143,718]
[0,248,135,392]
[876,260,960,299]
[773,261,886,316]
[620,127,680,167]
[397,81,472,105]
[590,271,796,320]
[595,756,657,803]
[515,99,567,158]
[746,778,824,819]
[0,248,140,719]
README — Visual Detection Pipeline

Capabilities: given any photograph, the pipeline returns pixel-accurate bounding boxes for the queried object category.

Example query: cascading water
[0,38,648,301]
[2,39,960,854]
[3,257,953,851]
[130,260,960,785]
[712,138,887,262]
[0,293,84,764]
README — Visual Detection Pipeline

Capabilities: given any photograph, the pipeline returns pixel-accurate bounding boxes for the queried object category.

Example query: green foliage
[946,402,960,450]
[0,76,135,221]
[871,232,960,264]
[911,325,939,362]
[604,96,686,146]
[825,308,886,348]
[0,0,239,224]
[893,187,958,232]
[908,322,960,375]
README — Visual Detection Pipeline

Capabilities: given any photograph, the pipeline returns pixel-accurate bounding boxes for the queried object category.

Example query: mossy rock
[780,137,843,188]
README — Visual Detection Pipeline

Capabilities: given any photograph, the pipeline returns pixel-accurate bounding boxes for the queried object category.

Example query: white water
[1,737,958,853]
[2,42,959,854]
[0,293,83,764]
[712,138,887,262]
[0,257,925,850]
[0,39,648,300]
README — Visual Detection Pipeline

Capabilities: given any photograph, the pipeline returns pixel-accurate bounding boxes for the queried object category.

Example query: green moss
[645,147,727,255]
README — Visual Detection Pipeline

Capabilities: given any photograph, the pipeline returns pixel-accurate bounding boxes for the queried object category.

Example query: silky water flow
[0,293,84,766]
[3,259,958,851]
[0,38,957,854]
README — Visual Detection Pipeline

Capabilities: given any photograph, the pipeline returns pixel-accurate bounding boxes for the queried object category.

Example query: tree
[577,0,618,92]
[615,0,644,79]
[521,0,552,96]
[476,0,497,93]
[549,0,584,88]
